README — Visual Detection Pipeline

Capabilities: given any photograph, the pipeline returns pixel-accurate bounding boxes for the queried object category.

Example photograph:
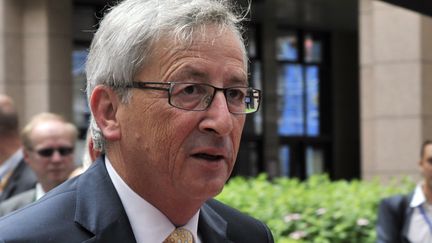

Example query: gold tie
[163,228,194,243]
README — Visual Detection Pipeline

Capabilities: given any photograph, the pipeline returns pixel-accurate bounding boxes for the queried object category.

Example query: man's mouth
[192,153,224,161]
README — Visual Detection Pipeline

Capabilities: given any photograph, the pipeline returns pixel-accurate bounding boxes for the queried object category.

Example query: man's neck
[144,190,204,226]
[107,153,204,226]
[123,171,204,226]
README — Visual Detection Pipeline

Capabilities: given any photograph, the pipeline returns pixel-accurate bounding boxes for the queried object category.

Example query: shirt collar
[35,183,46,200]
[0,149,23,178]
[105,157,200,243]
[410,182,427,207]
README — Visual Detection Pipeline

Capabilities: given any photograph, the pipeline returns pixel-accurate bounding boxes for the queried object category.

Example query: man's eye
[227,89,245,100]
[182,85,197,94]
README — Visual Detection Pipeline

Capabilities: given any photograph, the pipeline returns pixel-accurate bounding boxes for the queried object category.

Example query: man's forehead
[152,27,246,63]
[173,64,247,84]
[424,144,432,156]
[31,121,69,137]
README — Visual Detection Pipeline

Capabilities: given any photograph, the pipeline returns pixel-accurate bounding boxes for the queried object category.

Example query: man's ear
[90,85,121,142]
[23,149,31,164]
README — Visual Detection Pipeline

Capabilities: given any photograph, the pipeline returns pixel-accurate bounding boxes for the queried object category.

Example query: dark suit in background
[0,95,36,203]
[376,193,414,243]
[0,159,36,202]
[0,189,35,217]
[0,157,273,242]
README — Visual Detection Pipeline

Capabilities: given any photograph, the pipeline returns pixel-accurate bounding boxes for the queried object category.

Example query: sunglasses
[35,147,74,157]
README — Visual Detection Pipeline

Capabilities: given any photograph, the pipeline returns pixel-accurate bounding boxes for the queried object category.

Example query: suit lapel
[74,156,136,243]
[402,193,414,243]
[0,160,24,200]
[74,157,235,243]
[0,159,37,201]
[82,217,137,243]
[199,201,234,243]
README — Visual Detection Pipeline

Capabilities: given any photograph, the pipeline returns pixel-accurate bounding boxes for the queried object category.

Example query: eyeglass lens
[169,83,260,114]
[36,147,74,157]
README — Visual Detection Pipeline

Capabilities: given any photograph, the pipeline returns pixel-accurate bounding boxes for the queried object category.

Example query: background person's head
[21,113,78,192]
[420,140,432,188]
[0,94,20,162]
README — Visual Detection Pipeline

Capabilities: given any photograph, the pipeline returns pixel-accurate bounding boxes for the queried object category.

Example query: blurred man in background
[0,94,36,202]
[0,112,77,216]
[377,140,432,243]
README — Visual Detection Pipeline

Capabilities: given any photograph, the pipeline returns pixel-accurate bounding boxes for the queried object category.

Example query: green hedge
[216,174,414,243]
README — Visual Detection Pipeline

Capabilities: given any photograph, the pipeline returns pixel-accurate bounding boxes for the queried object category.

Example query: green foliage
[216,174,414,243]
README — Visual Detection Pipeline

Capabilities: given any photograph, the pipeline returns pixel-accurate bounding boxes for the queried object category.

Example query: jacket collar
[402,192,415,242]
[74,156,136,243]
[73,156,233,243]
[199,200,233,243]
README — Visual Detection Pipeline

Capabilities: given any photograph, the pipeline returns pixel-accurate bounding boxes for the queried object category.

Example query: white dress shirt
[408,183,432,243]
[105,157,201,243]
[35,183,46,201]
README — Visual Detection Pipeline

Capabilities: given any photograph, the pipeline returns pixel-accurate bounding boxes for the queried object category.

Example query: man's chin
[196,180,226,199]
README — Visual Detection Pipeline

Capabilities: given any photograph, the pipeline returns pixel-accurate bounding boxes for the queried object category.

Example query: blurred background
[0,0,431,183]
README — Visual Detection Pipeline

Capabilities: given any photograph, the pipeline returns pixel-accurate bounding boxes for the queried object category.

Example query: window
[277,30,329,179]
[248,27,263,135]
[72,3,106,138]
[233,26,264,177]
[72,48,90,138]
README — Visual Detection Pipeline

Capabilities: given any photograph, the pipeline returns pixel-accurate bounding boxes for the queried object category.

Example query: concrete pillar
[360,0,432,181]
[0,0,72,125]
[22,0,72,122]
[0,1,25,125]
[261,0,280,178]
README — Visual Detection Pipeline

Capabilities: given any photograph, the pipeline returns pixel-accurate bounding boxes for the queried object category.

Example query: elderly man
[0,113,77,216]
[0,0,272,242]
[0,94,36,202]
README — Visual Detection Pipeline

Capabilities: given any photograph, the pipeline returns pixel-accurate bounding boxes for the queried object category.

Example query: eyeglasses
[121,81,261,114]
[35,147,74,157]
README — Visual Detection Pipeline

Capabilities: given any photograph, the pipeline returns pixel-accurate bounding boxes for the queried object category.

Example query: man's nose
[50,150,63,163]
[199,92,233,136]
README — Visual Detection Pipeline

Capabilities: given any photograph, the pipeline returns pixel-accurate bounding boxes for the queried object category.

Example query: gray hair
[86,0,248,152]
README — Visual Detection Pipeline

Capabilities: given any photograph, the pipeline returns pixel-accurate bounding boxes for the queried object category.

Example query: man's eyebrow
[229,75,248,86]
[174,65,248,85]
[175,66,209,80]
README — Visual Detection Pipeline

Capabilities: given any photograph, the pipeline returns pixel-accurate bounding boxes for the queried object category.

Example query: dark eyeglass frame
[35,147,74,157]
[120,81,261,114]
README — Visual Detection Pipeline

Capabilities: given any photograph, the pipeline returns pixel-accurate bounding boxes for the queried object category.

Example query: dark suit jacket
[0,188,36,217]
[376,193,414,243]
[0,157,274,243]
[0,159,37,202]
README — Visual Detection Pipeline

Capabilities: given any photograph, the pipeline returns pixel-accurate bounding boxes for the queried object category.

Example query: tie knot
[163,228,194,243]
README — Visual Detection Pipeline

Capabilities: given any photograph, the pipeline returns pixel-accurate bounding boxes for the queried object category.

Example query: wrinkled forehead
[138,26,247,86]
[153,24,247,69]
